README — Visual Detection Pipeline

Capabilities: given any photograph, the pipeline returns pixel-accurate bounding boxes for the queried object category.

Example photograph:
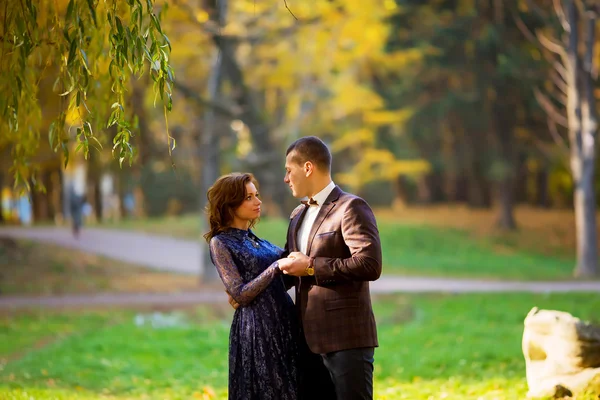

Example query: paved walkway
[0,226,201,274]
[1,226,599,310]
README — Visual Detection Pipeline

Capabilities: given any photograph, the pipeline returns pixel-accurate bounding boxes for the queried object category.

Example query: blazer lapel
[305,186,342,256]
[289,206,308,252]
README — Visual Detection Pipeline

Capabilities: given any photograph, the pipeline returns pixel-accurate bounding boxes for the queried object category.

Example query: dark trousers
[299,340,374,400]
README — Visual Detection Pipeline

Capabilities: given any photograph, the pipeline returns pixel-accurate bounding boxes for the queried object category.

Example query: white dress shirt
[297,181,336,255]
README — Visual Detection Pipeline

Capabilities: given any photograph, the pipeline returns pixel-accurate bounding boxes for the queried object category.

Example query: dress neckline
[224,227,259,241]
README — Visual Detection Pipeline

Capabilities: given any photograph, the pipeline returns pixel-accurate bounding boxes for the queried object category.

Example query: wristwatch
[305,257,315,276]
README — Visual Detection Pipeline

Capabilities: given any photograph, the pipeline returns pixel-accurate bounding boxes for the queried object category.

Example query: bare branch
[553,60,569,82]
[537,31,566,56]
[525,0,550,18]
[534,87,569,128]
[511,8,566,70]
[547,119,571,156]
[531,133,567,161]
[173,80,241,117]
[283,0,298,20]
[549,86,568,107]
[553,0,571,32]
[550,70,569,95]
[513,11,538,44]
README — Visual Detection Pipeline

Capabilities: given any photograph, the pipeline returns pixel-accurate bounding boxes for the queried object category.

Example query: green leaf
[62,142,70,168]
[78,17,85,38]
[116,16,124,37]
[90,135,103,151]
[63,27,70,42]
[108,59,116,79]
[130,7,138,26]
[76,91,81,107]
[150,13,162,34]
[80,49,91,74]
[15,76,22,95]
[123,36,129,60]
[138,4,143,28]
[48,122,56,148]
[67,37,77,66]
[86,0,97,27]
[162,33,171,52]
[81,65,89,87]
[83,121,93,137]
[66,0,75,22]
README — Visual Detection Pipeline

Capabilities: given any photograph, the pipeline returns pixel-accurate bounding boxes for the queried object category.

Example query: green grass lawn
[1,293,599,399]
[100,214,578,281]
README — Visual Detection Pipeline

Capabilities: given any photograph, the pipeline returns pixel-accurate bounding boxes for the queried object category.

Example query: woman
[204,172,299,400]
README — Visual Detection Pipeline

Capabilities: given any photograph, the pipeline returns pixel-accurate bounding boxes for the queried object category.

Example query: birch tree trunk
[564,1,598,277]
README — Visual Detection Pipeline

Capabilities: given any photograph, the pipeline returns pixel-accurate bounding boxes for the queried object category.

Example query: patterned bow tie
[301,197,319,206]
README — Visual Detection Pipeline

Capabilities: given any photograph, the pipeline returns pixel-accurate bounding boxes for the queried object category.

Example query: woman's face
[233,182,262,224]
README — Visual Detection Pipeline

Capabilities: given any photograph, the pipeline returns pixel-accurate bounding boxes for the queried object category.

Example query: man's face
[284,151,309,198]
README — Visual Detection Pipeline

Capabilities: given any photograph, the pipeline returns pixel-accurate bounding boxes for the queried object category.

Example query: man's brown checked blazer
[284,185,382,355]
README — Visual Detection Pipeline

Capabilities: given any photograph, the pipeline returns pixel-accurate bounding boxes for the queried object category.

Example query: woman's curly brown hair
[203,172,259,242]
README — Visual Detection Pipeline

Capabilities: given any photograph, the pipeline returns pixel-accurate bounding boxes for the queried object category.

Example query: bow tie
[301,197,319,206]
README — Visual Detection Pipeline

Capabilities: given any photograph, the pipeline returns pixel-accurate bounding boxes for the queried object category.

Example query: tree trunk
[467,167,492,208]
[130,79,152,218]
[0,172,5,223]
[214,34,287,217]
[565,1,598,277]
[392,175,410,210]
[199,1,226,283]
[494,114,518,230]
[497,176,517,229]
[534,166,550,208]
[462,127,492,208]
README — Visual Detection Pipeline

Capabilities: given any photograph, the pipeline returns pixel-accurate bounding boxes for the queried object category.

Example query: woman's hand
[227,292,240,309]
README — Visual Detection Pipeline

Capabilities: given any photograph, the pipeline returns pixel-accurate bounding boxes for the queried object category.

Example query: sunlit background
[1,0,600,399]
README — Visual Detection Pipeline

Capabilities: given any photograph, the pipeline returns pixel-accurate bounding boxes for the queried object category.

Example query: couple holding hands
[205,136,382,400]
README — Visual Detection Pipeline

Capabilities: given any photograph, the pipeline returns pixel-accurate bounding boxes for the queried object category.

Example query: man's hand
[227,292,240,310]
[279,251,310,276]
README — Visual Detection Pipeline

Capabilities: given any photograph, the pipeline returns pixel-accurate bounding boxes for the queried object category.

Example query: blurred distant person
[67,166,87,239]
[69,189,84,239]
[227,136,382,400]
[205,172,300,400]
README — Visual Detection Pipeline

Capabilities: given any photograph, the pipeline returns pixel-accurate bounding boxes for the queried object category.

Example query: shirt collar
[311,181,335,206]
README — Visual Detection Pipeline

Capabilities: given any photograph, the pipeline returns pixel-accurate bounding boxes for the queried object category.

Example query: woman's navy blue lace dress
[209,228,299,400]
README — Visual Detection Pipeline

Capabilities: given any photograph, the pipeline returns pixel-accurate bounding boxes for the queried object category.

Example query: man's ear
[304,161,313,176]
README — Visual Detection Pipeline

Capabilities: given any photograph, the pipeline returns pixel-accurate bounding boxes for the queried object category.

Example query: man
[280,135,381,400]
[230,136,382,399]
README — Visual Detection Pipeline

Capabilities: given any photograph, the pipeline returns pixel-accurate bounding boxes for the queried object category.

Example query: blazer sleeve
[281,206,302,291]
[209,236,281,306]
[313,197,382,285]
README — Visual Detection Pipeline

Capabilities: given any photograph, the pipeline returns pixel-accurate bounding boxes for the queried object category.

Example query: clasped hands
[226,252,309,310]
[277,251,310,276]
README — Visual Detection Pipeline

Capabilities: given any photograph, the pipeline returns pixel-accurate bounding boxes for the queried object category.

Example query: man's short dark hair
[286,136,332,172]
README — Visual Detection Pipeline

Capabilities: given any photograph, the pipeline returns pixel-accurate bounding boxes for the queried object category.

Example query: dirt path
[1,226,599,310]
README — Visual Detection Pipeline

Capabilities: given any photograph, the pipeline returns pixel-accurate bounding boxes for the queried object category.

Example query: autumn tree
[0,0,174,191]
[517,0,599,277]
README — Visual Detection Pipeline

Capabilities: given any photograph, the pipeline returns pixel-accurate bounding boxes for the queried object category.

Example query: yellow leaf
[195,10,209,23]
[331,129,375,152]
[363,109,414,125]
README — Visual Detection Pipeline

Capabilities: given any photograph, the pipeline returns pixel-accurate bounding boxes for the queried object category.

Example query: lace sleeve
[209,237,281,307]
